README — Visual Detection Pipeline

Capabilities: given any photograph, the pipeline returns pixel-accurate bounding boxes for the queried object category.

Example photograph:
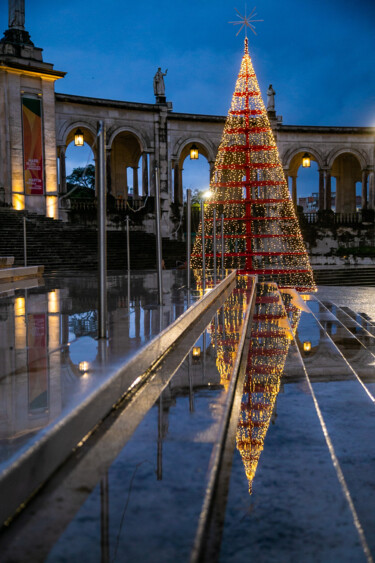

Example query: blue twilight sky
[1,0,375,196]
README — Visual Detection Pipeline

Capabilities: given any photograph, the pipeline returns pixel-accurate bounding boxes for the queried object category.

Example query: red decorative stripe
[229,109,262,116]
[238,72,256,78]
[225,127,270,134]
[205,198,290,205]
[191,251,306,258]
[219,145,275,153]
[216,163,278,171]
[233,91,259,97]
[210,180,286,188]
[204,216,295,221]
[238,268,311,274]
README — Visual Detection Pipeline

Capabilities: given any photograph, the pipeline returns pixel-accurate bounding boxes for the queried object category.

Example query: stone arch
[282,146,325,172]
[107,125,149,153]
[329,151,363,213]
[59,120,97,149]
[173,136,217,165]
[172,136,217,204]
[109,128,147,200]
[327,147,367,170]
[281,147,324,210]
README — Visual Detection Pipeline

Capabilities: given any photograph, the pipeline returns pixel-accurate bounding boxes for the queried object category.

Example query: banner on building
[22,96,44,195]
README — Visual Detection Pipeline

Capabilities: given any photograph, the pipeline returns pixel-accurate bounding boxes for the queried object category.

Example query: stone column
[142,153,148,196]
[124,166,128,202]
[106,149,112,195]
[291,176,297,208]
[133,167,139,198]
[58,145,66,194]
[325,170,331,210]
[318,169,325,211]
[361,169,368,210]
[368,171,375,210]
[174,162,180,204]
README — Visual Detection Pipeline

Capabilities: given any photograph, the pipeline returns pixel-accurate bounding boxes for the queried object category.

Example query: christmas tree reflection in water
[236,282,303,493]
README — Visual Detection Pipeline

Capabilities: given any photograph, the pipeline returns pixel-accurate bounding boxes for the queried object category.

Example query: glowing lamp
[190,144,199,160]
[78,361,89,373]
[74,128,84,147]
[203,190,211,199]
[303,341,312,353]
[192,346,201,359]
[302,153,311,168]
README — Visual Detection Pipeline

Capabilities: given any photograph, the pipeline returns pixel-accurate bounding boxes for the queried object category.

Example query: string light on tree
[191,9,316,293]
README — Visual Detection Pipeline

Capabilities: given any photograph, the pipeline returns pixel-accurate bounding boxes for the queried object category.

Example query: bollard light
[192,346,201,360]
[302,153,311,168]
[74,128,84,147]
[79,361,90,374]
[190,144,199,160]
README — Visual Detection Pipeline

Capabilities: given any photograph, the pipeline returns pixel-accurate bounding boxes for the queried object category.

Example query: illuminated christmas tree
[191,34,316,292]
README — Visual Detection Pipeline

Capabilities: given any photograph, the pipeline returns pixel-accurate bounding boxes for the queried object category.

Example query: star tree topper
[229,6,263,37]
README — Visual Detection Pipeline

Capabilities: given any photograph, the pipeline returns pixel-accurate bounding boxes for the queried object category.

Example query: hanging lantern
[302,153,311,168]
[192,346,201,361]
[303,341,312,353]
[74,128,84,147]
[190,144,199,160]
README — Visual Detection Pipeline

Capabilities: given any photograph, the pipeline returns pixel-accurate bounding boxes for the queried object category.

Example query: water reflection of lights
[211,282,303,495]
[303,341,312,353]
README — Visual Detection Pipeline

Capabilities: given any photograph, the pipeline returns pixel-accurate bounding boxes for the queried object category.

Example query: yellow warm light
[48,315,60,349]
[15,297,26,316]
[46,196,58,219]
[190,144,199,160]
[74,128,84,147]
[48,290,59,314]
[303,341,312,352]
[12,193,25,210]
[79,361,90,373]
[192,346,201,358]
[203,190,211,199]
[302,153,311,168]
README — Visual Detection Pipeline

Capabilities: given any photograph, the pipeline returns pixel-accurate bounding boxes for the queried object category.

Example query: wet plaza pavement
[0,273,374,562]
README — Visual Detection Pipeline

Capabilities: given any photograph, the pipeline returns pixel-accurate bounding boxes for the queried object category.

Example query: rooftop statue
[153,68,168,97]
[9,0,25,30]
[267,84,276,111]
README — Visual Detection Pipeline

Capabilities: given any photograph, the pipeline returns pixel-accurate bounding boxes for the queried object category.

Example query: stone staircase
[0,209,186,272]
[313,267,375,286]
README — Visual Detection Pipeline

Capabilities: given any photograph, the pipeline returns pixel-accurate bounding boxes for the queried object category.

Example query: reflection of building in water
[0,272,187,460]
[236,283,301,493]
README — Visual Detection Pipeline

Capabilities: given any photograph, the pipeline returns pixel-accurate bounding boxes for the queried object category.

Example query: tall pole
[97,120,107,339]
[186,188,191,289]
[213,208,217,286]
[201,201,206,291]
[126,215,131,308]
[155,166,163,305]
[221,214,225,274]
[23,216,27,267]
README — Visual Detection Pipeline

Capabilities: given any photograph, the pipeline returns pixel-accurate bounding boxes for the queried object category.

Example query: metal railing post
[155,166,163,305]
[213,208,217,286]
[221,214,225,274]
[126,215,131,308]
[97,120,107,339]
[187,188,191,289]
[201,201,206,291]
[23,216,27,267]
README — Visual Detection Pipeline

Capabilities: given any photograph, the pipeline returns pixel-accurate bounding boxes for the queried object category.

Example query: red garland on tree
[191,38,316,292]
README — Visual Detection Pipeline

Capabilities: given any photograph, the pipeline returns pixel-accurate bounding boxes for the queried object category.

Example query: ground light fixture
[192,346,201,362]
[78,361,90,374]
[190,144,199,160]
[302,152,311,168]
[74,128,84,147]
